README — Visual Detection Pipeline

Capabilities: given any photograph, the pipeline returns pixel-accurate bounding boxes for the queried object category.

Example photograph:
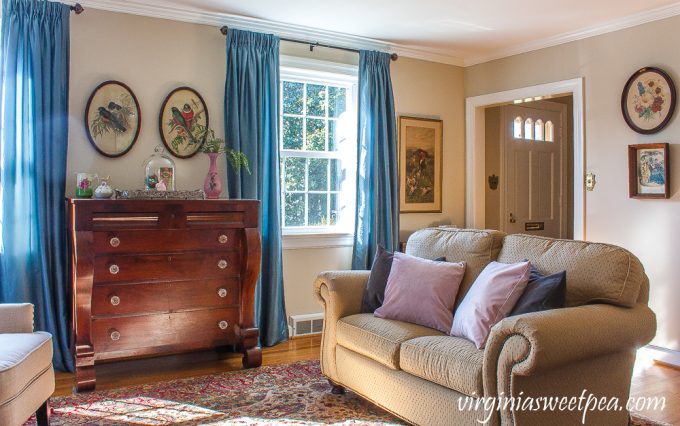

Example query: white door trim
[465,78,585,240]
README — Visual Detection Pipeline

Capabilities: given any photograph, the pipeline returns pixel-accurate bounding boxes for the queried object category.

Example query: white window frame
[279,56,358,250]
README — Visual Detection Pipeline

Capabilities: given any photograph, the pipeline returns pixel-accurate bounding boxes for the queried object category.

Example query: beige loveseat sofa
[314,228,656,425]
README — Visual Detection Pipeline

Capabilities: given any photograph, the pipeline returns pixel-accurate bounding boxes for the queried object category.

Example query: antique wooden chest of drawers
[68,199,261,392]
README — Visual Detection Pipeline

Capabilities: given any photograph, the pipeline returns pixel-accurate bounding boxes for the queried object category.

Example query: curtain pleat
[224,29,288,346]
[0,0,73,372]
[352,51,399,269]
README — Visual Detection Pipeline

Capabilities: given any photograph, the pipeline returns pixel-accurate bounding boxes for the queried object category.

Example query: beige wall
[465,15,680,351]
[68,9,465,320]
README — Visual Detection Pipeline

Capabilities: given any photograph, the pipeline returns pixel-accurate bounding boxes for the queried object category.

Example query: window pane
[306,118,326,151]
[329,120,341,151]
[545,120,555,142]
[283,116,303,150]
[524,118,533,140]
[330,159,342,191]
[329,193,338,226]
[306,84,326,117]
[285,193,305,226]
[534,119,544,141]
[284,157,305,191]
[308,158,328,191]
[308,193,328,226]
[513,116,522,139]
[282,81,303,115]
[328,86,346,118]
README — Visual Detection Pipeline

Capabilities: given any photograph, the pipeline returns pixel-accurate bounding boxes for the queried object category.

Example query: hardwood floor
[55,336,679,425]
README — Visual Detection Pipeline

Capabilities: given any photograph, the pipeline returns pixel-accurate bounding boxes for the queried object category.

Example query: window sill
[282,232,354,250]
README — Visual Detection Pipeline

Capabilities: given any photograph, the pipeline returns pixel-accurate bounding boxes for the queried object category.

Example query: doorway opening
[485,96,573,239]
[465,78,585,240]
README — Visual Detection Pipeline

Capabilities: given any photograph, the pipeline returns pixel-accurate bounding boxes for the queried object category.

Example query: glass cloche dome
[143,145,176,191]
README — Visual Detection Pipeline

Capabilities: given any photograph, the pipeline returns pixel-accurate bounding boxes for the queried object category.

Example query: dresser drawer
[93,229,241,254]
[94,251,240,283]
[92,308,239,353]
[92,279,240,317]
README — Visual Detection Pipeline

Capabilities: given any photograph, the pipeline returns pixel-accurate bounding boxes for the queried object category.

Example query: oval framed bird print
[85,80,141,157]
[621,67,676,134]
[159,86,209,158]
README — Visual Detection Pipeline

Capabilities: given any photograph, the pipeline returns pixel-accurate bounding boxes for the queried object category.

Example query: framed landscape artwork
[398,116,443,213]
[621,67,676,134]
[159,86,209,158]
[628,143,670,199]
[85,80,141,157]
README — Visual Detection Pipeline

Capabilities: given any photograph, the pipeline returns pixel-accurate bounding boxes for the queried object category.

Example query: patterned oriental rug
[26,360,667,425]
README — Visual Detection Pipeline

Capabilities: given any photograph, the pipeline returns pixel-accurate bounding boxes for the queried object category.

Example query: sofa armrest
[483,303,656,396]
[0,303,34,333]
[313,270,370,381]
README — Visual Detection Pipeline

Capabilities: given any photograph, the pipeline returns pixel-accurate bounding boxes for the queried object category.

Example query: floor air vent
[289,313,324,336]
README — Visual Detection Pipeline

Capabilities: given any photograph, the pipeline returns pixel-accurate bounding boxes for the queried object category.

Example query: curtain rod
[219,25,398,61]
[70,3,84,14]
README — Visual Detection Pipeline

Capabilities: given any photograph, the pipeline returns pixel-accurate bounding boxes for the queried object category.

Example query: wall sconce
[488,174,499,190]
[585,172,596,191]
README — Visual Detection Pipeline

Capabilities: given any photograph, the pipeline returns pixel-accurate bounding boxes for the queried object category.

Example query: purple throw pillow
[450,261,531,349]
[374,252,466,333]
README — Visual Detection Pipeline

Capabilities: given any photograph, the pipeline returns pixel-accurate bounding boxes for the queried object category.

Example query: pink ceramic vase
[203,152,222,199]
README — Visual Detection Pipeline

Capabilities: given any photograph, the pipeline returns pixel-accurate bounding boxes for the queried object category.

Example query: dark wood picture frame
[628,143,670,199]
[159,86,209,158]
[621,67,676,135]
[398,116,444,213]
[84,80,141,158]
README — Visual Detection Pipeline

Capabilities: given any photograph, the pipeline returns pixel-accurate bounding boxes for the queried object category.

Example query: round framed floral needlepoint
[621,67,676,134]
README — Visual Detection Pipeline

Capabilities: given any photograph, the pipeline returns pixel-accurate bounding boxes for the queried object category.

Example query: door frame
[465,78,585,240]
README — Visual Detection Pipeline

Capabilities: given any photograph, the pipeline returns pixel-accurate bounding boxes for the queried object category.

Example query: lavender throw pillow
[450,261,531,349]
[374,252,466,333]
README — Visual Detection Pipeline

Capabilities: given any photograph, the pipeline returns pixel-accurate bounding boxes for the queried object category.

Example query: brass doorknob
[509,213,517,224]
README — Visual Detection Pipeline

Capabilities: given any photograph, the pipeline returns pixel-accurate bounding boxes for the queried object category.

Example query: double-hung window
[279,57,357,247]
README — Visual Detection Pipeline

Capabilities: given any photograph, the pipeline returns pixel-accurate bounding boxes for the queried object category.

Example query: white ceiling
[78,0,680,65]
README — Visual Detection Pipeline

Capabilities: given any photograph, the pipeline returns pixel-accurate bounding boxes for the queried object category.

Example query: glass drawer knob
[110,330,121,341]
[218,320,229,330]
[218,259,228,269]
[109,264,120,275]
[218,288,228,298]
[110,295,120,306]
[110,237,120,247]
[218,234,228,244]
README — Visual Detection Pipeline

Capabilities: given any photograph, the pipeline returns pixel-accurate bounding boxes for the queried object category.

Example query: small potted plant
[199,128,250,199]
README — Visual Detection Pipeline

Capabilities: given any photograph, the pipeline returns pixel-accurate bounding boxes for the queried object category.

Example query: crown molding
[463,2,680,66]
[66,0,466,66]
[68,0,680,68]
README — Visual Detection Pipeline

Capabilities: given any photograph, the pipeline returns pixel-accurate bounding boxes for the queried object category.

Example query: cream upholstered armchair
[0,303,54,426]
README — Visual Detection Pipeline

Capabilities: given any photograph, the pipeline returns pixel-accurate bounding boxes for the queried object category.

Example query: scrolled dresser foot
[242,346,262,368]
[328,379,346,394]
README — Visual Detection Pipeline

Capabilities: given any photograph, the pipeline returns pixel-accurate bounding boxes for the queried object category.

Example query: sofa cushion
[336,314,444,370]
[0,332,53,405]
[400,336,484,397]
[406,227,505,306]
[497,234,644,308]
[375,253,465,333]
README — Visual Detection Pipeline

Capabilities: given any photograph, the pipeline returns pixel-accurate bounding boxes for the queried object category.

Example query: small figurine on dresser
[94,176,115,199]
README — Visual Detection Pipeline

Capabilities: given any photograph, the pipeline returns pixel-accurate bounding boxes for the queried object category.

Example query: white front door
[501,102,567,237]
